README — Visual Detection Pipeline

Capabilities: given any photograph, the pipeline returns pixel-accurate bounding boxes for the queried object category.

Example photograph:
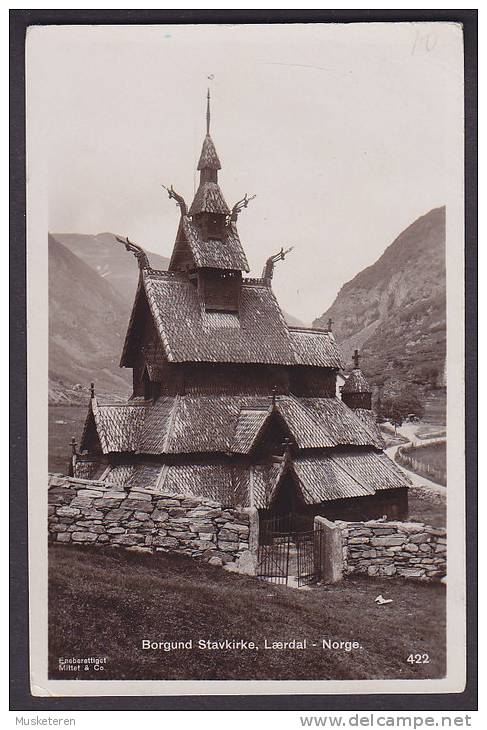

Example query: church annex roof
[100,448,410,509]
[288,327,342,368]
[81,394,385,456]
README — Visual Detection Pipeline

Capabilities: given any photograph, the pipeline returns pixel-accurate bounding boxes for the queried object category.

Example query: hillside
[49,232,303,403]
[49,234,132,402]
[54,231,303,326]
[314,207,446,398]
[50,232,170,307]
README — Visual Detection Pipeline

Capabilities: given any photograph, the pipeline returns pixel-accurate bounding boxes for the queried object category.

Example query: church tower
[168,91,249,313]
[341,349,373,411]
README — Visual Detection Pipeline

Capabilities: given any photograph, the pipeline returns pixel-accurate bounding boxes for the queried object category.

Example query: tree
[381,390,425,433]
[398,390,425,420]
[374,392,386,423]
[381,398,405,434]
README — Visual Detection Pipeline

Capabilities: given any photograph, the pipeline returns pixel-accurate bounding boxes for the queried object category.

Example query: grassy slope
[409,442,446,472]
[49,405,89,473]
[407,491,446,527]
[49,545,445,681]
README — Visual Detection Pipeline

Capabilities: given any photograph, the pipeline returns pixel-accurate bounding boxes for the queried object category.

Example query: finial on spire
[206,88,211,135]
[353,349,360,369]
[71,436,77,455]
[271,384,278,406]
[327,318,333,332]
[90,382,95,398]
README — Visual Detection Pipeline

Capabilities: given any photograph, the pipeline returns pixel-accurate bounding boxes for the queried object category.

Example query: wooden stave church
[73,94,410,528]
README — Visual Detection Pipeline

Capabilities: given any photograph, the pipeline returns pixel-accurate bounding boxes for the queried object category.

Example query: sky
[32,22,463,323]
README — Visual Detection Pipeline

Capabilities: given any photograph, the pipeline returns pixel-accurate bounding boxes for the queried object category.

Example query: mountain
[314,207,446,398]
[53,231,302,326]
[49,232,302,402]
[50,232,170,307]
[49,234,133,403]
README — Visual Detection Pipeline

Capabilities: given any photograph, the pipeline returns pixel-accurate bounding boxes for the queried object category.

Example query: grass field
[399,442,447,487]
[407,490,446,528]
[49,544,446,681]
[409,442,446,472]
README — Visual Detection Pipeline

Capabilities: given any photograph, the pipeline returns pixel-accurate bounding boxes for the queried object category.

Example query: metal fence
[395,444,447,486]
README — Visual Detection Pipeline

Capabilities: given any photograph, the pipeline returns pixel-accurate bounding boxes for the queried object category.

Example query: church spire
[206,88,211,134]
[196,90,222,178]
[190,91,228,218]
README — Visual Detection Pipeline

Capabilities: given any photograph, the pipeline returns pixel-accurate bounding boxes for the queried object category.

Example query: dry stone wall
[48,475,256,572]
[337,519,446,580]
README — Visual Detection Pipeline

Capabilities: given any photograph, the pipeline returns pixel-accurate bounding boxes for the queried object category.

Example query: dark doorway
[264,471,314,533]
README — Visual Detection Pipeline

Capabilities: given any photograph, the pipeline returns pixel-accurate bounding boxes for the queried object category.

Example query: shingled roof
[353,408,385,449]
[81,398,147,454]
[177,216,250,271]
[197,134,221,170]
[81,394,385,456]
[122,271,294,366]
[99,449,410,508]
[121,271,343,368]
[342,368,371,393]
[189,182,230,216]
[288,327,343,368]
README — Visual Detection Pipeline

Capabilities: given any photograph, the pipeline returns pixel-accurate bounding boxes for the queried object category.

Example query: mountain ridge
[314,206,446,397]
[49,234,133,402]
[49,231,303,402]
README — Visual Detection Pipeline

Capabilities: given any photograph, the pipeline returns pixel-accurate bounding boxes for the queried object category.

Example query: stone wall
[48,475,257,573]
[337,519,446,580]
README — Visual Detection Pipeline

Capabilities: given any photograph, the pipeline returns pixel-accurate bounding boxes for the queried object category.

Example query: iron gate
[295,529,323,586]
[257,514,292,585]
[257,514,323,586]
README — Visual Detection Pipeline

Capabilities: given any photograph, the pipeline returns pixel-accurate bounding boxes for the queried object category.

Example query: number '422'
[407,653,430,664]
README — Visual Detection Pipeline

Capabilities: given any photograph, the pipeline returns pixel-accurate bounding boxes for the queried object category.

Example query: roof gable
[231,407,270,453]
[81,398,148,454]
[121,274,181,368]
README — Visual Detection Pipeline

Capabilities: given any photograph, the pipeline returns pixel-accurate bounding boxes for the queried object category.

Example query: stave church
[72,93,410,530]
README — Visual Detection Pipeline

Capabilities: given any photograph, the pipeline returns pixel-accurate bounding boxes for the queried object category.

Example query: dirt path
[385,424,446,493]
